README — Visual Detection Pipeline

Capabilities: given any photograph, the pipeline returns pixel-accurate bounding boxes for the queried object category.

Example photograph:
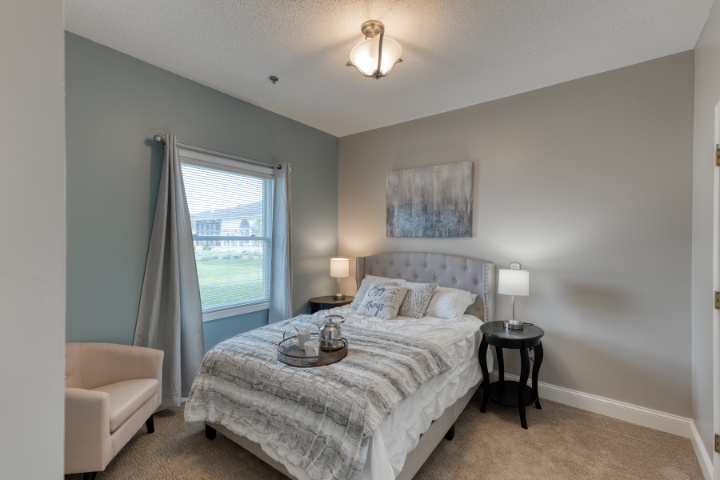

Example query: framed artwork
[386,161,473,238]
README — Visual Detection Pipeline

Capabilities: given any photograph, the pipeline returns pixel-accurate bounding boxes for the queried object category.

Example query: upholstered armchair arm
[64,388,113,474]
[74,343,163,389]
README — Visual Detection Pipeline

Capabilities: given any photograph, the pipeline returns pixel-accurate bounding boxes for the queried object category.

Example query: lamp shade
[330,258,350,278]
[498,269,529,296]
[348,36,402,77]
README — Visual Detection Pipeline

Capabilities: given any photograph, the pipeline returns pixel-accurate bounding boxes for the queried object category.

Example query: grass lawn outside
[196,257,265,310]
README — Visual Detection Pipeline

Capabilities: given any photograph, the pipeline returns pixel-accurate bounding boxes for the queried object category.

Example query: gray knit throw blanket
[185,315,451,480]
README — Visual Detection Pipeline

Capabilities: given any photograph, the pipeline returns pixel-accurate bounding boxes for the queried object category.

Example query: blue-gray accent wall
[65,32,339,350]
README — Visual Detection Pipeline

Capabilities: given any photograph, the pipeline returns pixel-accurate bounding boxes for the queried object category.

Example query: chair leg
[445,424,455,441]
[83,472,97,480]
[206,424,217,440]
[146,414,155,434]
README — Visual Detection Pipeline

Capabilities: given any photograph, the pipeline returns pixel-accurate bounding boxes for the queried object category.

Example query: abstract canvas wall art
[386,161,473,238]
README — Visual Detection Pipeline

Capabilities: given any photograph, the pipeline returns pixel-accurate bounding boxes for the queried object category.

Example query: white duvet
[259,306,491,480]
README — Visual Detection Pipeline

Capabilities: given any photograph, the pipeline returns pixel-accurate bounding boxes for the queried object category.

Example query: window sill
[202,302,269,322]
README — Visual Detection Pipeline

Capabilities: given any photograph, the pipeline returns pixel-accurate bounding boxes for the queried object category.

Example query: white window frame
[179,148,274,322]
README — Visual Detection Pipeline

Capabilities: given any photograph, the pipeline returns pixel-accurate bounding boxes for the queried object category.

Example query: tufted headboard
[356,252,496,322]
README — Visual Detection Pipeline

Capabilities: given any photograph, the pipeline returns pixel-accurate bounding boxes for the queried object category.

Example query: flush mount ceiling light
[346,20,403,79]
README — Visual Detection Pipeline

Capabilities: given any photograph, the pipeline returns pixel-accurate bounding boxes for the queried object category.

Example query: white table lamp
[330,258,350,300]
[498,265,529,330]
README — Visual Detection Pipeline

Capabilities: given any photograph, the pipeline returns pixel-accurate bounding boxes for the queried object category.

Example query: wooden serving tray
[277,337,347,367]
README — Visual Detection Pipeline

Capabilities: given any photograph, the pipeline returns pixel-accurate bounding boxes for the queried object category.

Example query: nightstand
[309,296,354,314]
[479,321,544,429]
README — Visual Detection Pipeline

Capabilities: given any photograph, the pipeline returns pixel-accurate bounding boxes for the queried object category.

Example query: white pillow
[351,275,402,310]
[425,286,478,319]
[355,284,409,320]
[365,274,399,285]
[398,282,437,318]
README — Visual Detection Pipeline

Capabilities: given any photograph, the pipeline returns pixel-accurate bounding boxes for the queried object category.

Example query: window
[180,148,273,321]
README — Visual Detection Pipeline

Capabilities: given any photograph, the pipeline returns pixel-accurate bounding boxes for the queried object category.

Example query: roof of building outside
[191,201,263,221]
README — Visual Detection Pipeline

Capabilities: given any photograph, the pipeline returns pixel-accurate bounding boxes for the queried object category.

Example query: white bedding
[258,306,491,480]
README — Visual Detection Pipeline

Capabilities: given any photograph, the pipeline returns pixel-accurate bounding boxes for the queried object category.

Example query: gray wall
[692,0,720,461]
[66,33,339,349]
[339,52,694,417]
[1,1,66,477]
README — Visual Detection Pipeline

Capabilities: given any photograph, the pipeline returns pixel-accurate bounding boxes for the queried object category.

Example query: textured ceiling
[65,0,712,137]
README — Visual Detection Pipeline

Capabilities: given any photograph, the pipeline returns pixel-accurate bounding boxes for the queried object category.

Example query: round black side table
[309,296,354,314]
[479,321,544,429]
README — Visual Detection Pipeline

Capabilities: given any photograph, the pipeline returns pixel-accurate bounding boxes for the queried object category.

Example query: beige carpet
[66,392,703,480]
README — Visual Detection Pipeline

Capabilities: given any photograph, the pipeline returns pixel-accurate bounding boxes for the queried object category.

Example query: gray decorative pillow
[398,282,438,318]
[355,284,409,320]
[351,277,402,310]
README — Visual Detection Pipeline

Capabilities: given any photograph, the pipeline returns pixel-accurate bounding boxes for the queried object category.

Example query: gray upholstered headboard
[356,252,496,322]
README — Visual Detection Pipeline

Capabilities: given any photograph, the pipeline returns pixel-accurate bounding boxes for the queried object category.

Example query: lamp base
[504,319,524,330]
[333,293,346,300]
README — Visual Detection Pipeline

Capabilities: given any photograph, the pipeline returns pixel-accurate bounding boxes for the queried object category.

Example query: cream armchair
[65,343,163,479]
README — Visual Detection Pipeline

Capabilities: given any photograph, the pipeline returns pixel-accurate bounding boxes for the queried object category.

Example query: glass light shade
[348,36,402,77]
[498,269,529,296]
[330,258,350,278]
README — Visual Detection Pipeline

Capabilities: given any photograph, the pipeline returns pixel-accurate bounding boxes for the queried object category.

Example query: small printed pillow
[398,282,438,318]
[351,276,402,310]
[355,284,409,320]
[425,286,478,319]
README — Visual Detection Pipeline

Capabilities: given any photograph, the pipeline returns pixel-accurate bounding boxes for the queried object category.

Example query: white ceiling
[65,0,713,137]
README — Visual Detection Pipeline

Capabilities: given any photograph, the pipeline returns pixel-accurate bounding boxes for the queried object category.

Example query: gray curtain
[269,163,293,323]
[133,134,205,408]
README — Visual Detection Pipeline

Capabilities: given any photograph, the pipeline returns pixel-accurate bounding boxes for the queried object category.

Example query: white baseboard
[690,420,714,480]
[499,372,692,438]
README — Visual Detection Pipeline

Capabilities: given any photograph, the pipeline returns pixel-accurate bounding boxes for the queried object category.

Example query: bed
[185,252,496,480]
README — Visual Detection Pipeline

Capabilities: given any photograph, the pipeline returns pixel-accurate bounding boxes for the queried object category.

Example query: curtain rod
[152,135,282,170]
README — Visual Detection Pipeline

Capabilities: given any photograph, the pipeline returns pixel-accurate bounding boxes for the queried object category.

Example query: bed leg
[445,424,455,441]
[205,424,217,440]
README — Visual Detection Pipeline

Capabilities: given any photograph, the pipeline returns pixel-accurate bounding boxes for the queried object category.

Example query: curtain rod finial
[153,135,165,144]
